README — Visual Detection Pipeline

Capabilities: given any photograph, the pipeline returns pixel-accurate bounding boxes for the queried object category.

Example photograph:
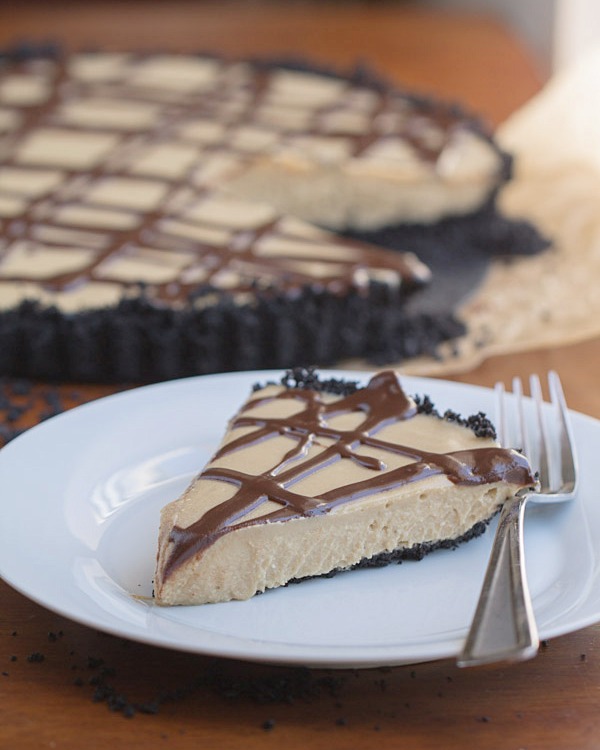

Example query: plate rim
[1,368,599,668]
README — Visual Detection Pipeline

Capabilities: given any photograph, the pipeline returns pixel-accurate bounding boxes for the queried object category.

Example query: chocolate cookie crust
[0,48,546,382]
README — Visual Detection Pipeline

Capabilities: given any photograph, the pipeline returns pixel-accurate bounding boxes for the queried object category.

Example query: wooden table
[2,2,600,748]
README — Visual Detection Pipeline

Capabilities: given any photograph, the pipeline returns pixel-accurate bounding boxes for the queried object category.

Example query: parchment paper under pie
[385,47,600,376]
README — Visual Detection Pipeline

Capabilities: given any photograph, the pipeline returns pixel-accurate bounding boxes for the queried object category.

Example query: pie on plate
[155,368,535,605]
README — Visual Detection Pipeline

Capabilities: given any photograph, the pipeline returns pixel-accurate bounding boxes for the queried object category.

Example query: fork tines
[494,371,577,499]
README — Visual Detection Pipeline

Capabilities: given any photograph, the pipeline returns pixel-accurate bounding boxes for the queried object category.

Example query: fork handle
[457,492,539,667]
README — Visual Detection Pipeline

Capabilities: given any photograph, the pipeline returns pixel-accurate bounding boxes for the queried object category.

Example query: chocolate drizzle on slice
[163,370,534,580]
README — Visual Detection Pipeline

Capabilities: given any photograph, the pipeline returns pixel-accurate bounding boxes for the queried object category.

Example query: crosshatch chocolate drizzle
[163,370,534,579]
[1,53,475,304]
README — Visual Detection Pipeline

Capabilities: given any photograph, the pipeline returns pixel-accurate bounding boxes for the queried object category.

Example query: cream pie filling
[155,370,534,605]
[0,52,507,317]
[0,52,530,385]
[0,202,429,311]
[224,127,503,230]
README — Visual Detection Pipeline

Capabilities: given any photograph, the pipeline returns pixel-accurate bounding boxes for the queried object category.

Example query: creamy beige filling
[128,143,201,179]
[0,280,124,312]
[156,481,506,605]
[96,246,194,284]
[154,383,526,605]
[0,167,65,197]
[0,195,25,217]
[177,120,226,146]
[52,204,141,230]
[15,129,121,169]
[0,74,51,106]
[183,194,278,229]
[0,53,503,311]
[225,129,502,230]
[84,177,169,212]
[0,108,20,132]
[254,235,363,261]
[68,53,132,82]
[57,99,161,131]
[158,218,233,246]
[125,55,221,92]
[268,69,348,107]
[0,184,420,310]
[162,389,491,532]
[0,241,96,279]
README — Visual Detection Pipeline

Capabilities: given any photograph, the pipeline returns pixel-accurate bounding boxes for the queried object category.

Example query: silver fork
[457,371,578,668]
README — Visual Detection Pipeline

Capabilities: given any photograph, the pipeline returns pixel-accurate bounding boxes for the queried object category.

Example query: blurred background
[425,0,600,72]
[2,0,599,77]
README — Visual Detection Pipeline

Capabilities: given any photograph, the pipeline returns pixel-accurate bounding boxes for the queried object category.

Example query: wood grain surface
[2,3,600,749]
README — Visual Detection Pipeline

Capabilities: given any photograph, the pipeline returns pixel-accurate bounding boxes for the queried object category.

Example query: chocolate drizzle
[0,53,489,305]
[163,370,534,579]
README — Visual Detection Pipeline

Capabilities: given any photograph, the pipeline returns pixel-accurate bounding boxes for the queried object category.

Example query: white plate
[0,370,599,669]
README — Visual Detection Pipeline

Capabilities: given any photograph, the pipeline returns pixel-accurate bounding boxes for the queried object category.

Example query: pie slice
[154,369,535,605]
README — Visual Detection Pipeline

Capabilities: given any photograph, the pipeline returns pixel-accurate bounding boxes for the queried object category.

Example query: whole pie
[0,50,544,382]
